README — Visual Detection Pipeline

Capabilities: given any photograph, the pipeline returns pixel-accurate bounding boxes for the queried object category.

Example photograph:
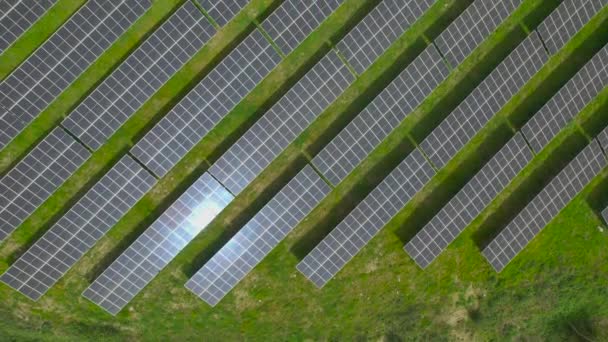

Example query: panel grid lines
[208,50,355,195]
[130,29,281,177]
[405,133,533,268]
[0,0,57,53]
[521,45,608,153]
[298,149,435,288]
[420,34,548,169]
[0,0,152,149]
[261,0,344,55]
[82,172,233,315]
[0,156,156,300]
[185,165,331,306]
[62,1,216,150]
[0,128,90,241]
[312,44,449,185]
[336,0,435,74]
[537,0,608,55]
[482,141,607,272]
[434,0,522,67]
[197,0,249,27]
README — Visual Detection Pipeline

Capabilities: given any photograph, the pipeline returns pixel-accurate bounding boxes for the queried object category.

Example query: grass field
[1,0,608,340]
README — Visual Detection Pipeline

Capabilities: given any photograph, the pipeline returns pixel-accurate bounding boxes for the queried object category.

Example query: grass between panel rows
[2,0,608,340]
[0,0,184,173]
[0,0,86,79]
[0,0,284,257]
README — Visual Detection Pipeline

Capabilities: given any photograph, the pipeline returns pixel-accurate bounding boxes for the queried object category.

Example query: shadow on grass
[181,155,309,278]
[304,0,473,156]
[0,6,178,178]
[509,26,608,129]
[291,138,415,260]
[410,27,527,141]
[6,145,131,265]
[394,123,513,244]
[84,154,212,282]
[472,132,589,248]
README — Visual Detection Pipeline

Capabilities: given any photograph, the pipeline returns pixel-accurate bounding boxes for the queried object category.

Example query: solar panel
[537,0,607,55]
[208,50,355,195]
[405,133,533,268]
[0,0,152,149]
[82,172,233,315]
[0,128,90,241]
[261,0,343,55]
[185,165,331,306]
[197,0,248,27]
[420,34,548,169]
[336,0,435,74]
[61,2,216,150]
[130,29,281,177]
[0,155,156,300]
[312,44,449,186]
[521,45,608,153]
[297,149,435,288]
[482,140,607,272]
[597,125,608,151]
[434,0,522,68]
[0,0,57,53]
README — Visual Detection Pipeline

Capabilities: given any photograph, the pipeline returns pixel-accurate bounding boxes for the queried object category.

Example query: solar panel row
[0,0,57,53]
[83,173,233,315]
[0,0,152,149]
[312,44,449,186]
[208,50,355,195]
[0,128,90,241]
[434,0,522,68]
[405,133,533,268]
[62,1,216,150]
[130,29,281,178]
[521,44,608,153]
[0,156,156,300]
[336,0,436,74]
[185,165,331,306]
[420,33,548,169]
[298,149,435,288]
[482,140,607,272]
[197,0,249,27]
[261,0,344,55]
[536,0,608,55]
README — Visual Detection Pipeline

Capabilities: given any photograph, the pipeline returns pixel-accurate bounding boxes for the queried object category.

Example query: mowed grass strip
[289,0,557,254]
[0,0,184,173]
[46,0,468,321]
[1,2,608,340]
[389,4,608,247]
[0,0,284,258]
[0,0,86,78]
[0,0,381,273]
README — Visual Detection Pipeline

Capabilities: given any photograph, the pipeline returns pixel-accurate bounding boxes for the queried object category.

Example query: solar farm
[0,0,607,339]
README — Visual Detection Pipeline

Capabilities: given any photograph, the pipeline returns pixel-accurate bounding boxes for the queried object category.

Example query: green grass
[1,0,608,340]
[0,0,86,79]
[0,0,183,173]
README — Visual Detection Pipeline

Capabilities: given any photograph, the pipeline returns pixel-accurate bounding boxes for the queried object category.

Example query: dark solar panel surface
[0,0,152,149]
[83,172,233,315]
[62,2,216,150]
[0,0,57,53]
[130,29,281,177]
[297,149,435,288]
[405,133,532,268]
[0,128,90,241]
[208,50,355,195]
[0,156,155,300]
[482,141,606,272]
[185,165,331,306]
